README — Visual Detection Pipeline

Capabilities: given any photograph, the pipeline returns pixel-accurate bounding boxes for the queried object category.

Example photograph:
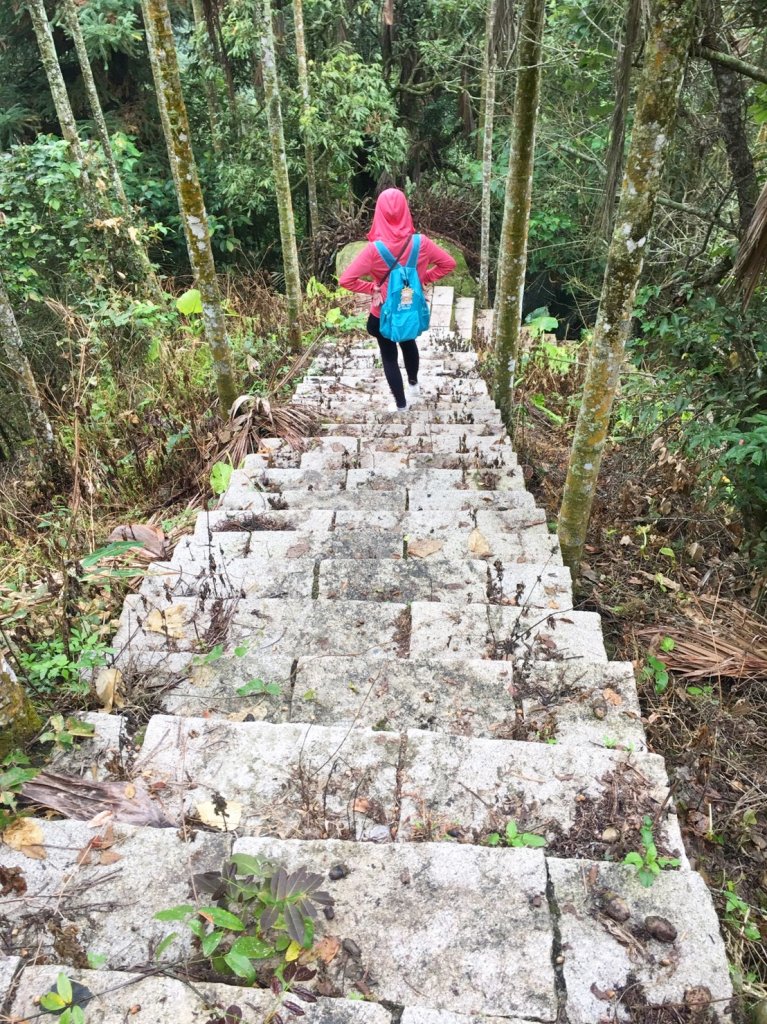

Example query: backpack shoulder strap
[374,240,396,269]
[406,234,422,268]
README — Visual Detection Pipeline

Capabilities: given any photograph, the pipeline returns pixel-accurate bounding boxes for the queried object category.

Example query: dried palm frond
[732,179,767,309]
[215,394,318,470]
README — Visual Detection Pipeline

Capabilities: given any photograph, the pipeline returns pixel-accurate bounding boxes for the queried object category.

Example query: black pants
[367,314,419,408]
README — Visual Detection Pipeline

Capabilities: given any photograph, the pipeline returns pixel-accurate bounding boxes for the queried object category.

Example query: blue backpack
[375,234,431,343]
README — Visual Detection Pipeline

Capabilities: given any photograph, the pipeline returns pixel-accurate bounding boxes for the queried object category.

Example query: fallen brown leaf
[2,819,46,860]
[408,538,444,559]
[315,935,341,964]
[468,529,491,557]
[94,668,124,713]
[602,687,623,706]
[145,605,186,639]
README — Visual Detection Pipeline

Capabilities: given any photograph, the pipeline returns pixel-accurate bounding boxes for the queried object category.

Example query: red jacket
[339,236,457,316]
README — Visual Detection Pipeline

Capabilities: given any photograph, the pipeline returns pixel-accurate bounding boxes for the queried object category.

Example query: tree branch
[693,44,767,85]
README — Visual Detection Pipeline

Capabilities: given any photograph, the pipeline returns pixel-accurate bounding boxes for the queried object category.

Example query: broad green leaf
[210,462,233,495]
[623,852,643,868]
[230,853,269,875]
[87,952,107,968]
[199,906,246,931]
[485,833,501,847]
[155,932,179,958]
[40,992,67,1010]
[521,834,547,848]
[231,935,273,959]
[202,930,225,957]
[57,973,73,1003]
[155,904,196,922]
[80,540,142,567]
[176,288,203,315]
[285,939,302,961]
[223,950,256,983]
[505,821,519,841]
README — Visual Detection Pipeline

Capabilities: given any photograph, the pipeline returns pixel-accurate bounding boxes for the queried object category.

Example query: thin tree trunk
[258,0,303,353]
[0,271,54,450]
[598,0,642,238]
[558,0,700,573]
[191,0,224,156]
[61,0,162,300]
[293,0,320,260]
[479,0,498,308]
[0,657,41,760]
[702,0,759,233]
[492,0,546,423]
[140,0,238,414]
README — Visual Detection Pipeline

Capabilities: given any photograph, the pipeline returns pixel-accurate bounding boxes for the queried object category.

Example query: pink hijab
[367,188,415,249]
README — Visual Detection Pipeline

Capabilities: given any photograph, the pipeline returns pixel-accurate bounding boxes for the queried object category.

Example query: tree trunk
[293,0,320,261]
[0,658,41,760]
[479,0,498,308]
[258,0,303,353]
[61,0,162,301]
[702,0,759,233]
[0,271,54,451]
[558,0,700,573]
[140,0,238,414]
[598,0,642,238]
[191,0,224,156]
[492,0,546,423]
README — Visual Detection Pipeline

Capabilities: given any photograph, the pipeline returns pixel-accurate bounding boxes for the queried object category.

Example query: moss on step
[0,667,41,758]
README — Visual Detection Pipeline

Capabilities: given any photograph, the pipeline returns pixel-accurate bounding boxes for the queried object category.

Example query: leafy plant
[236,679,281,697]
[210,460,234,496]
[17,628,112,698]
[0,751,39,830]
[485,820,547,849]
[39,715,96,751]
[623,815,680,887]
[39,972,86,1023]
[723,882,763,943]
[155,855,333,985]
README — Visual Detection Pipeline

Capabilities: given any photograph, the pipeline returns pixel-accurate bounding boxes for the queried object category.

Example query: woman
[339,189,456,411]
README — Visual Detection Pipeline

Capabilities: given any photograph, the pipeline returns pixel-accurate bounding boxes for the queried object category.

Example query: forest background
[1,0,766,1006]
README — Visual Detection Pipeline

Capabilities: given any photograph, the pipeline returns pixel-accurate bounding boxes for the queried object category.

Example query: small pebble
[328,863,349,881]
[446,827,462,838]
[601,826,620,844]
[323,907,335,920]
[644,915,677,943]
[243,713,256,722]
[604,895,631,923]
[400,868,411,886]
[591,700,608,720]
[342,938,362,959]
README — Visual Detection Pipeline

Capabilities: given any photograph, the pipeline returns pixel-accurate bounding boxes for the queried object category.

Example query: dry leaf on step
[107,523,168,560]
[145,605,186,639]
[468,529,491,557]
[196,800,242,831]
[408,538,444,559]
[314,935,341,963]
[99,850,122,865]
[603,687,623,706]
[94,668,124,712]
[2,819,46,860]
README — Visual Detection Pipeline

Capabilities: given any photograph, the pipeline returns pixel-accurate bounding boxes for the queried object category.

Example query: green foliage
[0,751,39,830]
[17,626,112,698]
[210,460,234,495]
[39,972,86,1023]
[640,638,674,695]
[723,882,764,944]
[155,856,332,983]
[485,820,547,848]
[39,714,96,751]
[623,816,680,888]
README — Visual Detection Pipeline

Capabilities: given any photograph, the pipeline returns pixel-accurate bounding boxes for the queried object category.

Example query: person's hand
[372,285,382,304]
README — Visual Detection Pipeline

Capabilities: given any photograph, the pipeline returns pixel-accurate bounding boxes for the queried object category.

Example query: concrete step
[8,966,393,1024]
[134,716,682,859]
[453,296,475,340]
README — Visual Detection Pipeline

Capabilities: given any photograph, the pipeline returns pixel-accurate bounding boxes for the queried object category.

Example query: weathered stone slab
[0,819,230,970]
[183,529,403,563]
[521,661,646,750]
[347,467,464,491]
[292,657,517,737]
[318,557,487,604]
[223,485,409,511]
[399,731,683,859]
[231,838,557,1018]
[408,490,531,514]
[143,555,315,602]
[10,967,393,1024]
[408,603,606,662]
[109,593,231,655]
[192,508,334,540]
[138,717,400,840]
[548,858,733,1023]
[401,1010,525,1024]
[0,956,20,1010]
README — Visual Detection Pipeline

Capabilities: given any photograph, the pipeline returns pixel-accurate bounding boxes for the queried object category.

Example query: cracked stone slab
[548,858,733,1023]
[401,1011,525,1024]
[0,819,230,970]
[180,528,403,563]
[138,717,400,840]
[109,593,233,655]
[301,450,408,472]
[231,838,557,1018]
[398,732,684,859]
[9,967,393,1024]
[346,468,465,491]
[225,486,409,511]
[408,604,607,663]
[360,433,513,454]
[521,661,646,750]
[292,657,518,736]
[407,490,532,513]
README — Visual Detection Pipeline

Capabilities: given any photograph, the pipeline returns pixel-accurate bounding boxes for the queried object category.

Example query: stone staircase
[1,286,733,1022]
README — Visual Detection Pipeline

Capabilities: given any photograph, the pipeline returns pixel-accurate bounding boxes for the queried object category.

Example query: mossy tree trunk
[492,0,546,423]
[140,0,238,414]
[479,0,498,308]
[60,0,162,301]
[258,0,303,353]
[0,271,54,451]
[0,659,41,761]
[294,0,320,261]
[558,0,700,573]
